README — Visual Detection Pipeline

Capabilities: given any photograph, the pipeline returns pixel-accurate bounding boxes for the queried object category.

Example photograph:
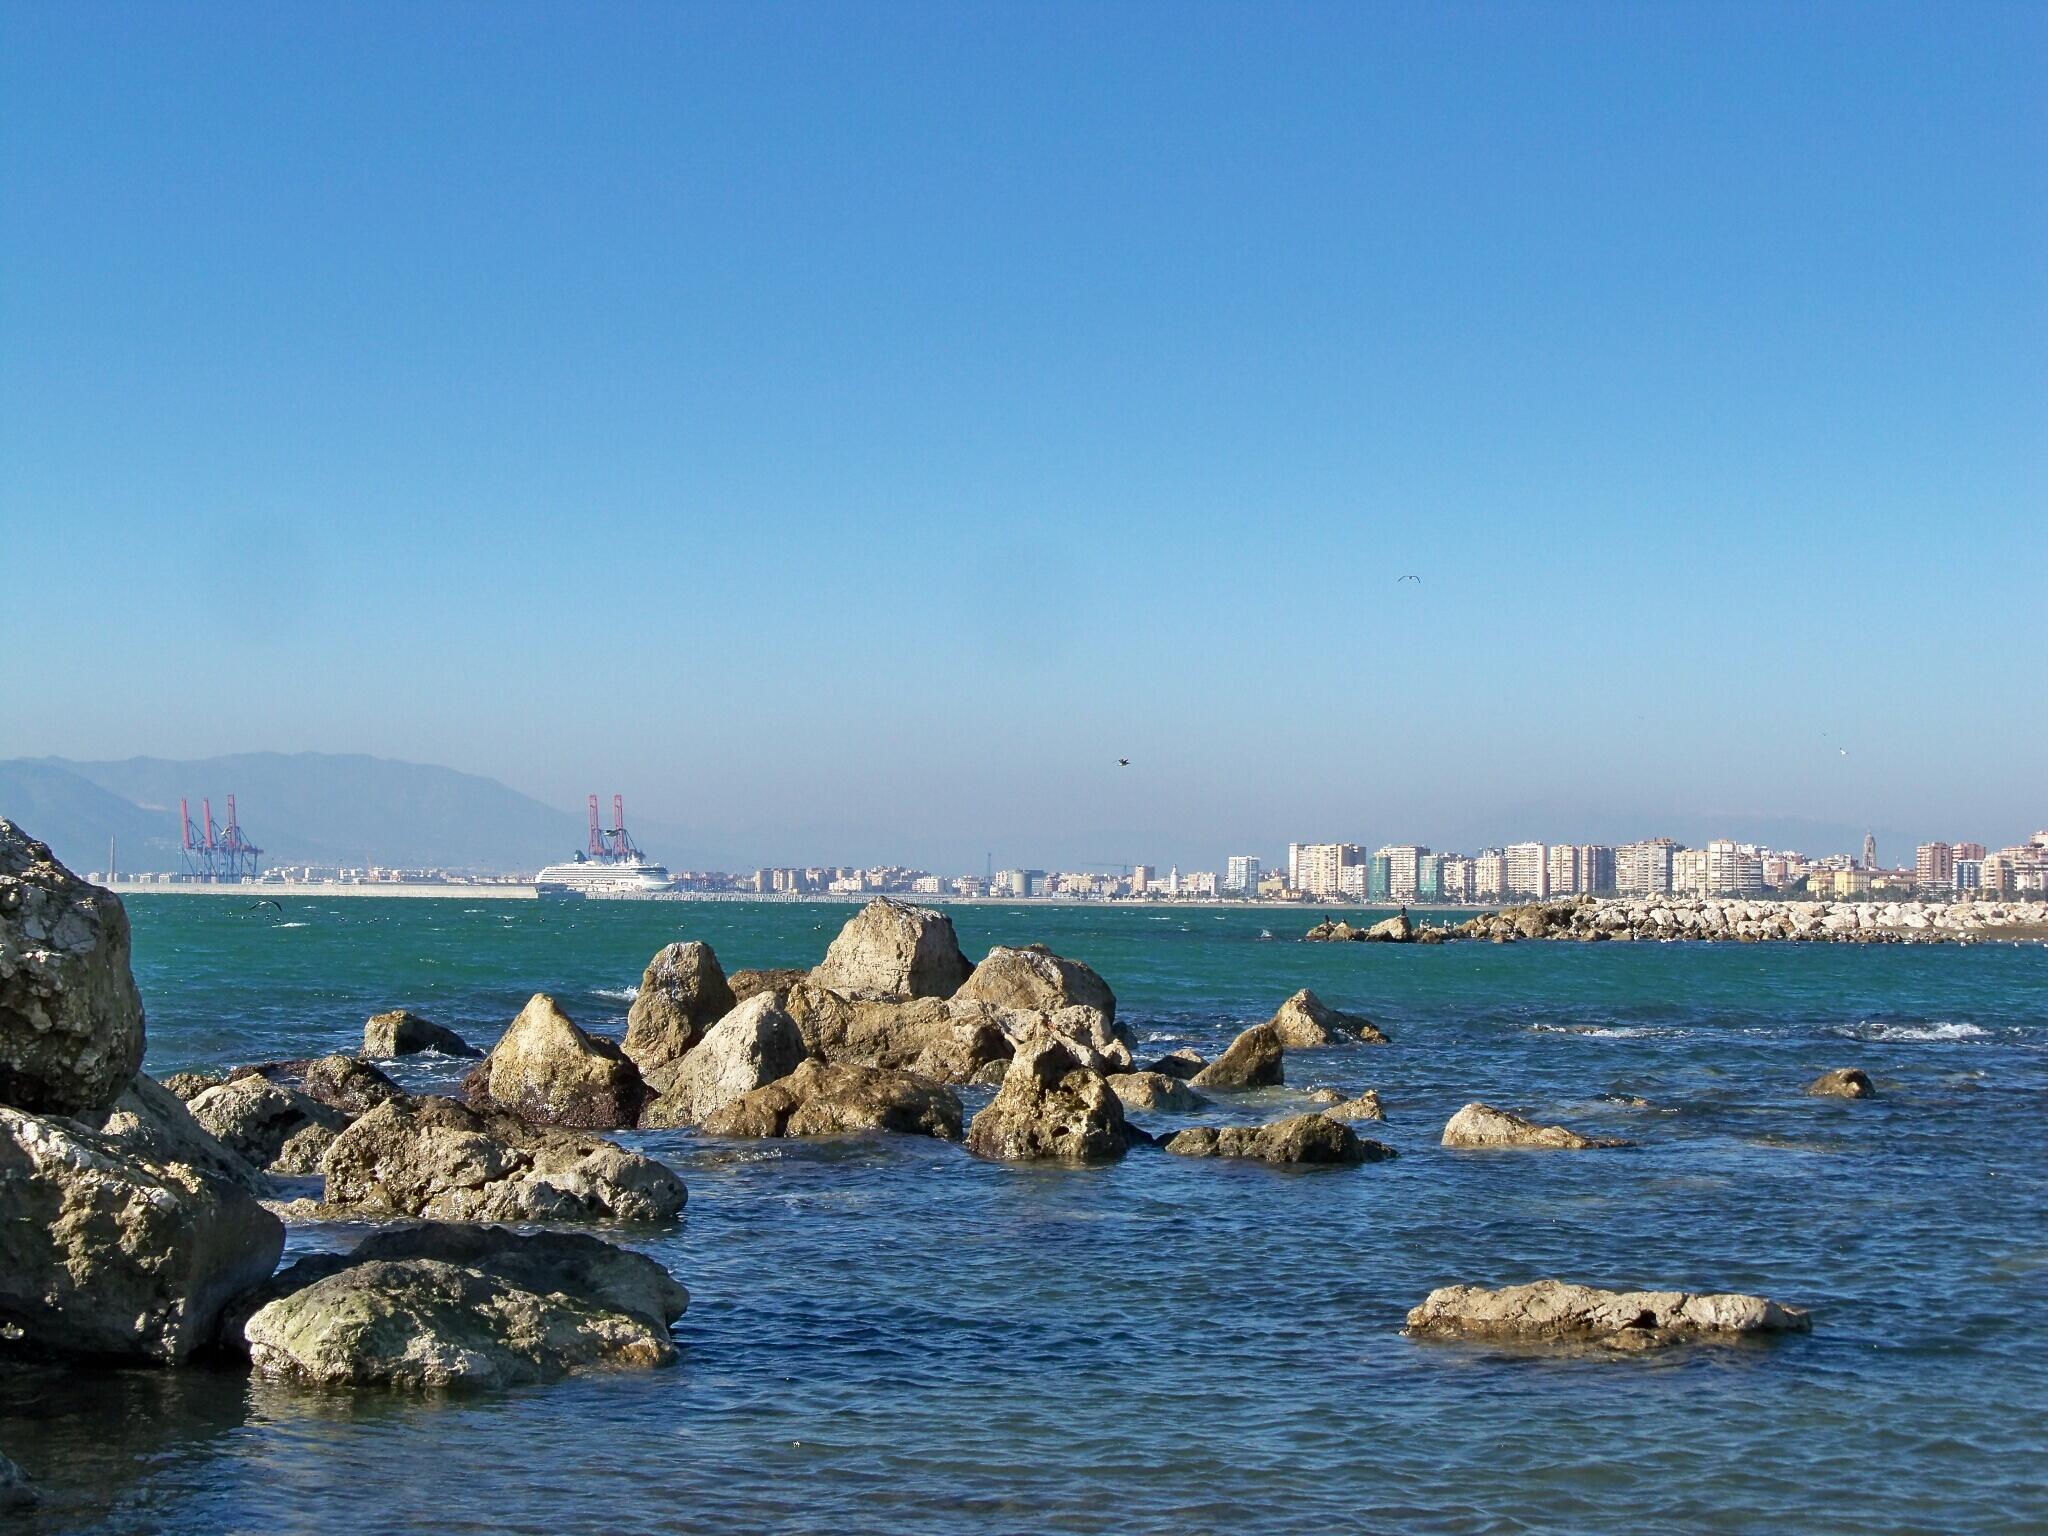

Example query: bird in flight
[1117,758,1131,767]
[1397,574,1421,584]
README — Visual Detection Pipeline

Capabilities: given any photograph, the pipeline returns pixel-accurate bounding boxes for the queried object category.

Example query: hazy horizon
[4,5,2042,870]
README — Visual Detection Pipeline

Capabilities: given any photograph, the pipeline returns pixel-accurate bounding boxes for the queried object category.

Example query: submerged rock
[954,944,1118,1025]
[463,994,646,1130]
[1106,1070,1208,1112]
[639,993,807,1128]
[363,1009,480,1058]
[321,1095,684,1224]
[1163,1113,1392,1165]
[1147,1047,1207,1080]
[1807,1068,1876,1100]
[0,821,146,1115]
[1266,989,1389,1047]
[1441,1102,1627,1150]
[187,1074,350,1174]
[1404,1279,1810,1351]
[701,1059,962,1140]
[0,1103,284,1362]
[1317,1089,1385,1122]
[1191,1022,1285,1090]
[965,1036,1127,1163]
[810,898,971,1001]
[232,1223,688,1390]
[621,941,737,1092]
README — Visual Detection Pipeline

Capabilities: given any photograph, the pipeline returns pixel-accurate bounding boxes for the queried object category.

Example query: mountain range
[0,754,677,874]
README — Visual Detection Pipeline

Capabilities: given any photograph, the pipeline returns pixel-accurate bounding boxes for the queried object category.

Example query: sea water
[4,897,2045,1534]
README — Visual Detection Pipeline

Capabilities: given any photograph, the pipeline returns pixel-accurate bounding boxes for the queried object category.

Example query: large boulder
[1266,989,1389,1047]
[0,821,146,1115]
[1147,1047,1207,1080]
[0,1103,284,1361]
[621,941,737,1092]
[187,1075,351,1174]
[321,1095,685,1225]
[809,898,970,1001]
[363,1009,480,1059]
[1106,1070,1207,1112]
[1163,1113,1392,1165]
[1441,1102,1627,1150]
[231,1224,688,1390]
[77,1072,268,1194]
[463,994,646,1130]
[729,967,808,1003]
[964,1036,1127,1163]
[299,1053,406,1117]
[779,983,1014,1084]
[1317,1089,1385,1122]
[702,1059,963,1141]
[1807,1068,1875,1100]
[1362,914,1414,942]
[1191,1022,1285,1090]
[1404,1279,1810,1351]
[954,944,1117,1024]
[638,993,807,1128]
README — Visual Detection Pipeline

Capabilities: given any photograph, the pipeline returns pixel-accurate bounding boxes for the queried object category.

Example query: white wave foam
[592,985,639,1002]
[1529,1023,1666,1039]
[1838,1020,1991,1043]
[272,921,310,929]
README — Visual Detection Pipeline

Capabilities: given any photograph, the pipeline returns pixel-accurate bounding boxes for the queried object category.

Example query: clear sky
[2,1,2042,872]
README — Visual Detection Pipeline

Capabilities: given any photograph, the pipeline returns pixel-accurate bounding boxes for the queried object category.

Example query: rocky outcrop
[321,1095,685,1224]
[187,1075,351,1174]
[0,1102,284,1361]
[701,1059,962,1140]
[1441,1102,1627,1150]
[965,1037,1127,1163]
[810,898,971,1001]
[1319,1089,1385,1122]
[0,821,146,1115]
[775,984,1014,1084]
[463,994,646,1130]
[1404,1279,1810,1351]
[1266,989,1389,1046]
[638,993,807,1128]
[1106,1070,1207,1112]
[363,1009,479,1058]
[954,944,1117,1024]
[77,1072,268,1194]
[1163,1113,1392,1165]
[1451,895,2048,946]
[1191,1022,1284,1090]
[729,967,807,1003]
[1148,1047,1206,1080]
[1807,1068,1875,1099]
[299,1053,406,1117]
[621,941,737,1092]
[1303,914,1420,943]
[230,1223,688,1390]
[161,1071,223,1100]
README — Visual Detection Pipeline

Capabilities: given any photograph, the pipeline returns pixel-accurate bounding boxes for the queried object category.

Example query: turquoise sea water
[5,896,2047,1535]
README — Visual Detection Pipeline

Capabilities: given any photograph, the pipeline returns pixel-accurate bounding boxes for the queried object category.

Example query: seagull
[244,898,282,914]
[1117,758,1131,768]
[1397,574,1421,584]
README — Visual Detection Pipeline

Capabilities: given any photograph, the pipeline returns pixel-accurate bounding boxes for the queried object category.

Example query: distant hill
[0,753,593,874]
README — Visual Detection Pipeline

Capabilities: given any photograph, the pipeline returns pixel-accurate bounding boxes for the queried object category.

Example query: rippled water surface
[6,897,2046,1534]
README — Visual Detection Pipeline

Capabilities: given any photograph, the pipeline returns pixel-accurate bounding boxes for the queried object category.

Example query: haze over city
[3,4,2042,872]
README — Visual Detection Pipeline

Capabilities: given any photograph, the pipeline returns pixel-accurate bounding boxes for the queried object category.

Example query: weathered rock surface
[1106,1070,1208,1112]
[363,1009,480,1058]
[322,1095,685,1224]
[729,967,807,1003]
[0,821,147,1115]
[621,941,737,1092]
[1191,1022,1285,1090]
[1404,1279,1810,1351]
[1450,895,2046,946]
[1303,914,1421,943]
[300,1053,406,1117]
[638,993,808,1128]
[161,1070,223,1101]
[810,898,971,1001]
[954,944,1118,1024]
[965,1036,1127,1163]
[463,994,646,1130]
[702,1059,962,1140]
[1148,1047,1207,1080]
[188,1074,351,1174]
[1320,1089,1386,1122]
[77,1072,268,1194]
[777,984,1014,1084]
[1441,1102,1627,1150]
[1163,1113,1392,1165]
[1266,989,1389,1047]
[0,1103,284,1361]
[233,1224,688,1390]
[1807,1067,1876,1100]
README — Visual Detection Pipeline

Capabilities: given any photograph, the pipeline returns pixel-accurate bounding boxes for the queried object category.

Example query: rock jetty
[1446,896,2045,945]
[1404,1279,1810,1351]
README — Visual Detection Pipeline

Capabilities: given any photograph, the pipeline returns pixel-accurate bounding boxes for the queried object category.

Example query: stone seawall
[1449,896,2046,945]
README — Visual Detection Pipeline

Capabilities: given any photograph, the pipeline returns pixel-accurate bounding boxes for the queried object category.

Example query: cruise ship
[535,794,675,897]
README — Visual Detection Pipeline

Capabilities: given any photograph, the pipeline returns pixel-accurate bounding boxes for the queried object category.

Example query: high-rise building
[1416,853,1442,901]
[1224,855,1261,894]
[1862,832,1879,871]
[1705,838,1764,896]
[1672,847,1708,895]
[1338,863,1369,899]
[1954,858,1983,892]
[1130,864,1153,895]
[1503,842,1549,900]
[1474,849,1506,901]
[1439,855,1475,903]
[1291,842,1365,897]
[1368,853,1392,902]
[1915,842,1954,891]
[1578,844,1616,895]
[1955,842,1987,861]
[1545,844,1582,897]
[1616,838,1676,895]
[1377,846,1429,901]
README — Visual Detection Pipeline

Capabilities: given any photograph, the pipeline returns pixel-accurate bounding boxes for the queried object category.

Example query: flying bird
[1117,758,1131,767]
[1397,574,1421,584]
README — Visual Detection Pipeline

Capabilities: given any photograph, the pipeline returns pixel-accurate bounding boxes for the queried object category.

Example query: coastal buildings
[1503,842,1548,900]
[1287,841,1365,897]
[1916,842,1954,891]
[1224,855,1261,894]
[1617,838,1676,896]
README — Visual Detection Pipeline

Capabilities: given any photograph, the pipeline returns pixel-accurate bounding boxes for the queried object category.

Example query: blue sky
[2,1,2042,871]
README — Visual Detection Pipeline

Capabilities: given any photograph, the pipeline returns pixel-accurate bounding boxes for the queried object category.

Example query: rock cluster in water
[1404,1279,1810,1351]
[1306,895,2047,945]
